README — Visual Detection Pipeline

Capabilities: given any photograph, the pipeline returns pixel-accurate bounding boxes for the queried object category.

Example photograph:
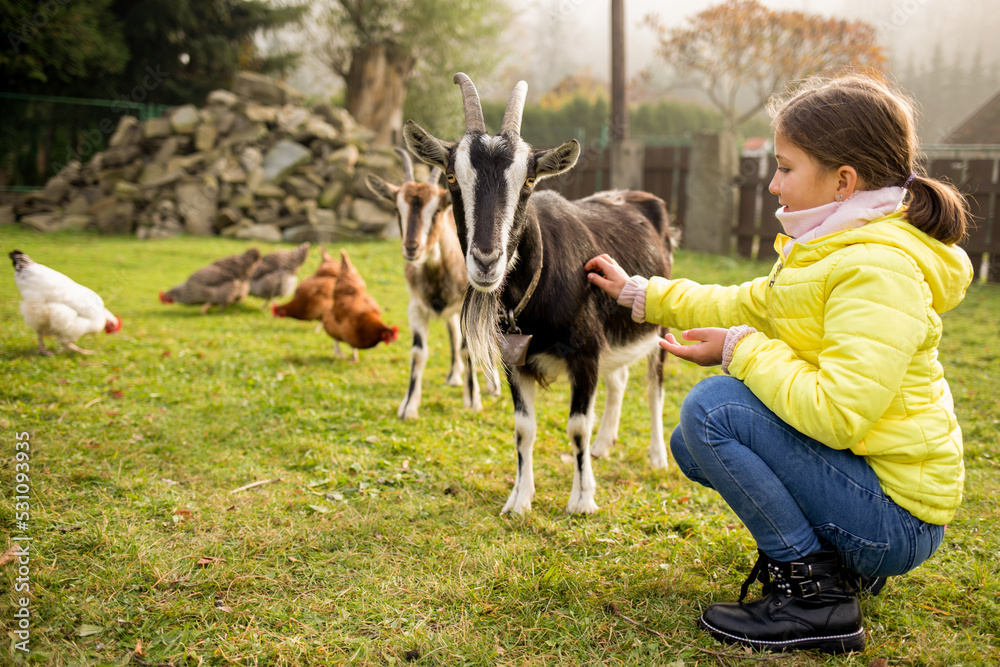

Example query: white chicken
[9,250,122,355]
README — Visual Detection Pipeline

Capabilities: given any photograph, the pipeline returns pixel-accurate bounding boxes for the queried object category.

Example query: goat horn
[427,166,442,185]
[453,72,486,134]
[394,147,414,183]
[500,80,528,136]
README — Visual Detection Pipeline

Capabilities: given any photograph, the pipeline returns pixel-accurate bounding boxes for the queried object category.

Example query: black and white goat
[403,73,677,514]
[366,148,501,420]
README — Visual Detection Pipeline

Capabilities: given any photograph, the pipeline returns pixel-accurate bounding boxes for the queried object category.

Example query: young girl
[585,75,973,654]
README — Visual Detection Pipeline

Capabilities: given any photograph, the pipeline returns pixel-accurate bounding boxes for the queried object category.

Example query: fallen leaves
[0,544,20,567]
[76,623,103,637]
[229,478,282,494]
[196,556,225,567]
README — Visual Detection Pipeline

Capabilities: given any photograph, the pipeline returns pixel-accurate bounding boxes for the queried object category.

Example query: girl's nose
[768,174,779,196]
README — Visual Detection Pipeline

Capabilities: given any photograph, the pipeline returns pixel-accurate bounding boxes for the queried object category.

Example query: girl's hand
[585,254,629,300]
[659,328,728,366]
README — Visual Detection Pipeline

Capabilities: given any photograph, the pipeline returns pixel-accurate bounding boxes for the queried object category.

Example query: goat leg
[445,311,465,387]
[591,364,629,458]
[461,339,482,412]
[646,341,668,469]
[566,368,600,514]
[501,369,536,515]
[399,301,430,420]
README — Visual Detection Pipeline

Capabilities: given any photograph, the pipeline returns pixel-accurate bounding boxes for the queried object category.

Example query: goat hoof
[397,403,419,420]
[501,491,532,515]
[590,443,611,459]
[566,499,599,515]
[648,445,669,469]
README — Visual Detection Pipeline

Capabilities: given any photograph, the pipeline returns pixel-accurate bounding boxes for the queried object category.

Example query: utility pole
[609,0,643,190]
[611,0,627,144]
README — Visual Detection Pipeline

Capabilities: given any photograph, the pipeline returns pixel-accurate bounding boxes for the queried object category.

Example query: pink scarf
[776,187,905,256]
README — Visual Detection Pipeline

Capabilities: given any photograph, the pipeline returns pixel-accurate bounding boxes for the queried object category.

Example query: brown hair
[768,74,969,244]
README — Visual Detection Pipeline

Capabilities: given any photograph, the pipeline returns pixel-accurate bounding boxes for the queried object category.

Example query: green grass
[1,227,998,666]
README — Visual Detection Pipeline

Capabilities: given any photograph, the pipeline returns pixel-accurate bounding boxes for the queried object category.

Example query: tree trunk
[344,42,414,146]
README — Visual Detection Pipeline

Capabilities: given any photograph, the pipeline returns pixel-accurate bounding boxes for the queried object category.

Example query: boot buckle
[789,562,813,579]
[798,580,822,598]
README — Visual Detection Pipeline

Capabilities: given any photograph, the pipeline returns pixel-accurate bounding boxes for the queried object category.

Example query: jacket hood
[780,211,974,314]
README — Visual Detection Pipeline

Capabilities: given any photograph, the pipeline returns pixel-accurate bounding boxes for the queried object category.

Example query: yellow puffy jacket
[645,212,973,525]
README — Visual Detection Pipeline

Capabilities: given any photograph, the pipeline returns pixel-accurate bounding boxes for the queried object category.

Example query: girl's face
[769,134,842,212]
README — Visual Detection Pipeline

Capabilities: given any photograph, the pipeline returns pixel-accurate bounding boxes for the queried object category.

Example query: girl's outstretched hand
[659,328,728,366]
[585,254,629,300]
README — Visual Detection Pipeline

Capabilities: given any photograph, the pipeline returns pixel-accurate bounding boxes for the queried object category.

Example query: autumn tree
[314,0,511,145]
[647,0,886,141]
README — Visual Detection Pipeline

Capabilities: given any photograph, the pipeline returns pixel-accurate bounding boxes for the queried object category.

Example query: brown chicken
[321,249,398,360]
[250,242,310,305]
[271,247,338,321]
[159,248,260,313]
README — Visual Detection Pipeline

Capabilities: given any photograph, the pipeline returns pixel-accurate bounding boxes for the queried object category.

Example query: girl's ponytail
[905,173,970,245]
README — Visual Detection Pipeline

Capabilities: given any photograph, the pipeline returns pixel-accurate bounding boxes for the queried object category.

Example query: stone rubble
[9,72,423,244]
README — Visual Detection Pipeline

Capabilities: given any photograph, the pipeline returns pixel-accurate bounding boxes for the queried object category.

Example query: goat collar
[500,225,543,334]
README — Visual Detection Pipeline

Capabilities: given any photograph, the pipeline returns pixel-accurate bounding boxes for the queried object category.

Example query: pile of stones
[2,72,420,243]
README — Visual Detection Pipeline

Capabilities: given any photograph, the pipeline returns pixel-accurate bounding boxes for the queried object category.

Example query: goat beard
[462,287,502,372]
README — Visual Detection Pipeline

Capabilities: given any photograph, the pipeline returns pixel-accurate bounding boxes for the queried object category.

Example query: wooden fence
[531,142,998,282]
[734,156,782,263]
[736,152,1000,281]
[537,144,691,230]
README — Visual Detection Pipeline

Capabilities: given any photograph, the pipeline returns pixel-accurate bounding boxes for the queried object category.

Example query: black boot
[699,549,866,654]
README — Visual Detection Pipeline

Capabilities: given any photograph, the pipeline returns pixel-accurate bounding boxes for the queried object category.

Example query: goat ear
[534,139,581,180]
[403,120,453,171]
[364,173,399,204]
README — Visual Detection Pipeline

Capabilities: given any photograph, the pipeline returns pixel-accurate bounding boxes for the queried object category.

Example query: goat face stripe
[454,137,481,283]
[397,188,442,264]
[456,134,531,291]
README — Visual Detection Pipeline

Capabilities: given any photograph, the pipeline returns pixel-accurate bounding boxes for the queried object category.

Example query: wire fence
[0,93,168,192]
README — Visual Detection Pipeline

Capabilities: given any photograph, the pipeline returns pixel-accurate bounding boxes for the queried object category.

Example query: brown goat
[366,148,500,420]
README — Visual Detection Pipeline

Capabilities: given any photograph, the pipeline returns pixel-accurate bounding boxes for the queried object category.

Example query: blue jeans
[670,375,945,578]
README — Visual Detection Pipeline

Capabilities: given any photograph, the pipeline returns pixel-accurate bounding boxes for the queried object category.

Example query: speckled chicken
[271,246,339,321]
[322,249,398,360]
[159,248,261,313]
[9,250,122,355]
[250,242,310,305]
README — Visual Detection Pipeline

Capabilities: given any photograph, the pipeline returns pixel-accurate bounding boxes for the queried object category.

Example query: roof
[742,137,770,151]
[943,89,1000,144]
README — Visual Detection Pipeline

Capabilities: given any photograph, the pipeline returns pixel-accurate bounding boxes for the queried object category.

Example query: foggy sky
[280,0,1000,126]
[515,0,1000,85]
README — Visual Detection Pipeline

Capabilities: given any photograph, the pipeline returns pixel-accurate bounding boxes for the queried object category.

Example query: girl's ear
[836,165,859,199]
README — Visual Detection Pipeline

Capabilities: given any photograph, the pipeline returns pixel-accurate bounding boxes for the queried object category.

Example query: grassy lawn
[1,227,998,666]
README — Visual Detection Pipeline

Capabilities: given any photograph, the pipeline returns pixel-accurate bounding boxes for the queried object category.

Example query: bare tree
[647,0,886,138]
[313,0,511,145]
